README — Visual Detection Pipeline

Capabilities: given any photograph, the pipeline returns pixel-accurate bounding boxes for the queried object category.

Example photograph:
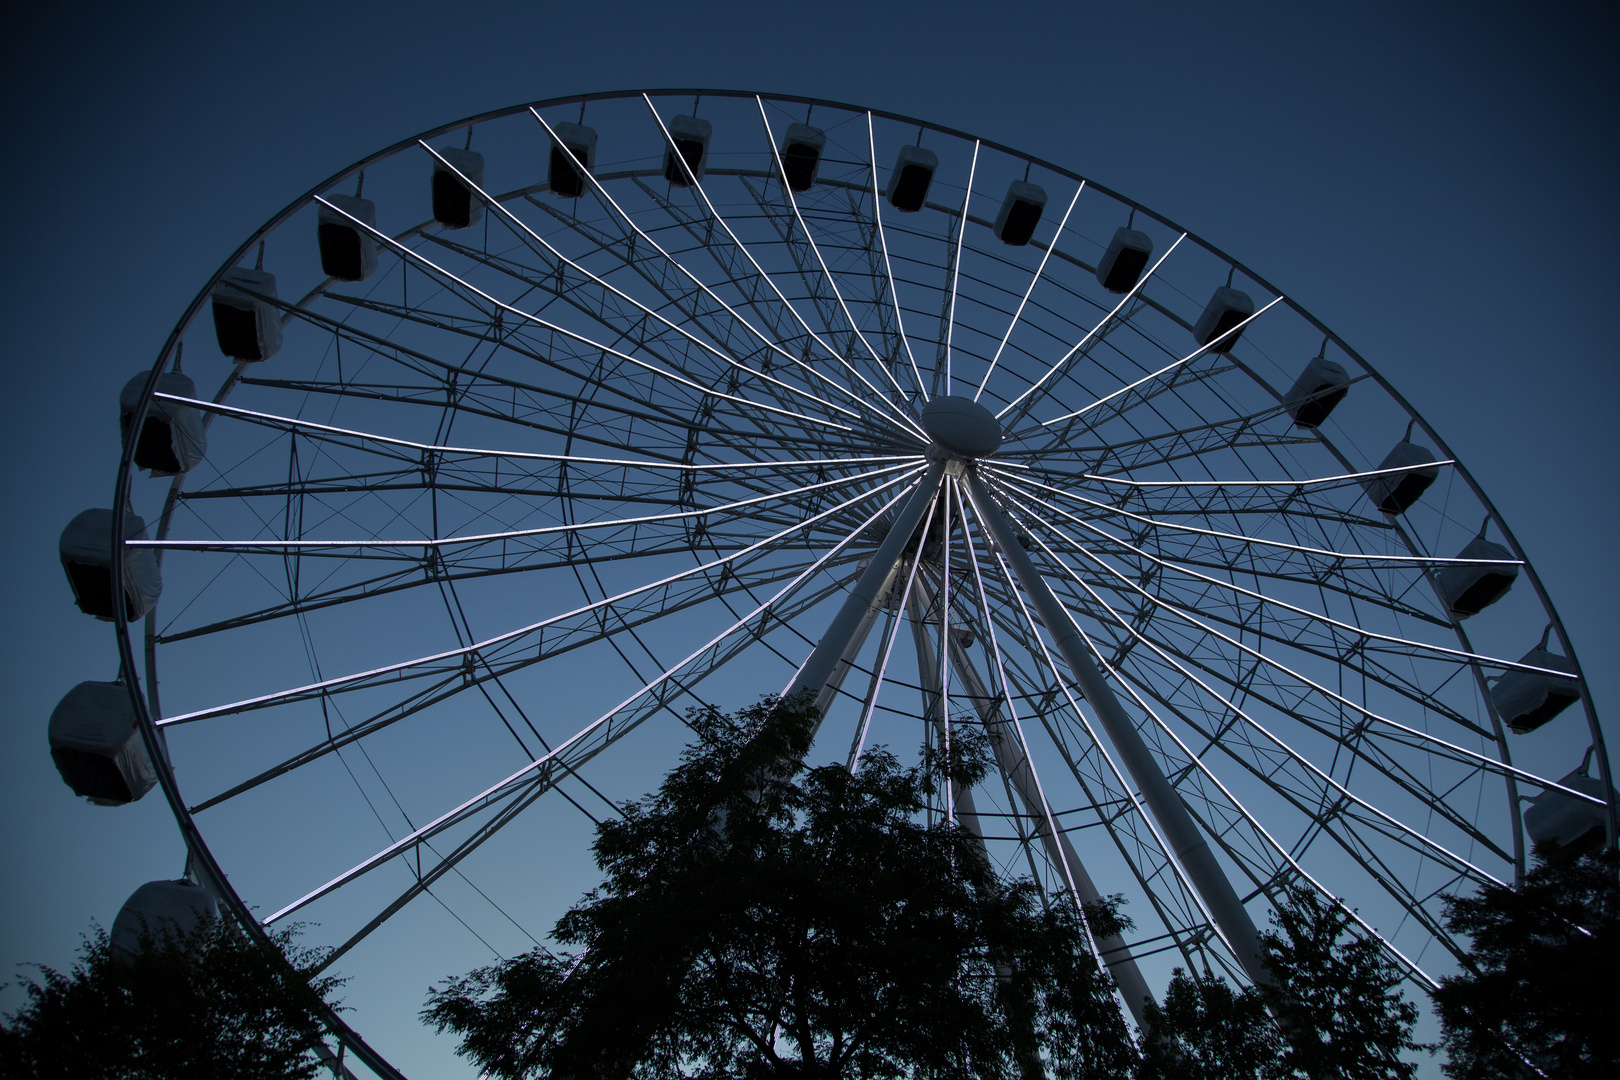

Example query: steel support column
[909,583,1156,1024]
[784,462,946,711]
[965,468,1272,988]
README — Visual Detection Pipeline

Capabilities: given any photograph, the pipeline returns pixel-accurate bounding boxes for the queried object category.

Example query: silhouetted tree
[1,916,344,1079]
[1136,967,1283,1080]
[1433,847,1619,1079]
[1135,888,1426,1080]
[423,696,1138,1079]
[1260,887,1424,1080]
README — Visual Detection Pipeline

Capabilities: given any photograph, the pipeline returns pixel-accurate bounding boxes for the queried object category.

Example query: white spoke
[416,139,863,425]
[988,471,1588,699]
[137,460,916,552]
[993,467,1522,570]
[753,97,917,411]
[158,464,926,726]
[1030,294,1288,432]
[996,232,1187,424]
[974,181,1085,400]
[263,472,926,924]
[636,96,929,442]
[1077,461,1458,490]
[866,111,927,401]
[942,139,980,396]
[525,109,911,439]
[314,195,846,437]
[156,392,907,473]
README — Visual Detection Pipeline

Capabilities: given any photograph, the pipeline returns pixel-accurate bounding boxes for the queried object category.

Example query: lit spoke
[137,460,917,553]
[416,139,862,425]
[156,392,908,474]
[1024,294,1287,435]
[866,111,927,400]
[158,464,925,726]
[941,139,980,396]
[974,181,1084,400]
[263,473,926,924]
[997,232,1187,425]
[635,97,928,442]
[754,97,917,413]
[315,195,845,436]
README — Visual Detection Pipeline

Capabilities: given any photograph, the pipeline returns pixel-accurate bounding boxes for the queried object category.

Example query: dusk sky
[2,3,1616,1075]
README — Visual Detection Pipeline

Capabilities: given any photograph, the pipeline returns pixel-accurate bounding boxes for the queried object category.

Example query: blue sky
[2,1,1616,1074]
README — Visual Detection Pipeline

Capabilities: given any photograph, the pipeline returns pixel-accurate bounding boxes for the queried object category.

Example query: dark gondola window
[211,301,262,361]
[318,222,364,280]
[432,171,474,228]
[782,141,820,192]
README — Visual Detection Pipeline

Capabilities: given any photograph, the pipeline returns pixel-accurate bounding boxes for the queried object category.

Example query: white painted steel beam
[964,468,1273,988]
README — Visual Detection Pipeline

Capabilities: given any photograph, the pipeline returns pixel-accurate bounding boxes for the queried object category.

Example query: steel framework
[106,90,1613,1075]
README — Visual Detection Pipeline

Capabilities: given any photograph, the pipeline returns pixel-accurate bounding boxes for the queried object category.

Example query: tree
[423,696,1138,1079]
[1136,967,1283,1080]
[1259,887,1425,1080]
[0,915,344,1079]
[1433,847,1620,1079]
[1133,888,1425,1080]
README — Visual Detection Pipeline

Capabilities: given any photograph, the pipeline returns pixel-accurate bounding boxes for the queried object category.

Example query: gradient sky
[2,2,1615,1075]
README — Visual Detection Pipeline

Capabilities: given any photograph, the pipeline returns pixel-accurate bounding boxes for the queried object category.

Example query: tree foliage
[0,915,344,1080]
[1136,967,1282,1080]
[1135,888,1424,1080]
[423,696,1137,1079]
[1259,887,1424,1080]
[1433,847,1620,1079]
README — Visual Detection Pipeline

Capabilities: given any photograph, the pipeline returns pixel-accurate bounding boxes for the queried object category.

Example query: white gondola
[994,180,1047,246]
[548,122,597,199]
[1437,534,1518,619]
[1192,286,1254,352]
[431,147,485,229]
[111,879,220,961]
[1284,356,1351,429]
[59,508,161,621]
[887,144,938,212]
[49,680,157,806]
[210,267,282,362]
[662,115,712,187]
[317,193,378,281]
[1096,226,1153,294]
[119,372,206,476]
[779,122,825,193]
[1524,764,1614,851]
[1493,643,1580,734]
[1362,439,1439,514]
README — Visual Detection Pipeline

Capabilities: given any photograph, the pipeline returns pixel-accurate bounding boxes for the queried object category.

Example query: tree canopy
[1136,967,1283,1080]
[1259,886,1424,1080]
[424,696,1442,1079]
[423,696,1137,1079]
[1,915,343,1079]
[1433,846,1619,1079]
[1136,887,1426,1080]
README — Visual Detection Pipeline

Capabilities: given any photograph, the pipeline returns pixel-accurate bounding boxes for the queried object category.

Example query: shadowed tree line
[5,697,1616,1078]
[0,918,342,1079]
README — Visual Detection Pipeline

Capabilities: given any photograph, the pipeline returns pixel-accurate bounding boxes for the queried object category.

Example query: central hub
[920,394,1002,459]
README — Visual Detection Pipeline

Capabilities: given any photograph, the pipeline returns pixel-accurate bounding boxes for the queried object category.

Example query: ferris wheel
[54,90,1614,1073]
